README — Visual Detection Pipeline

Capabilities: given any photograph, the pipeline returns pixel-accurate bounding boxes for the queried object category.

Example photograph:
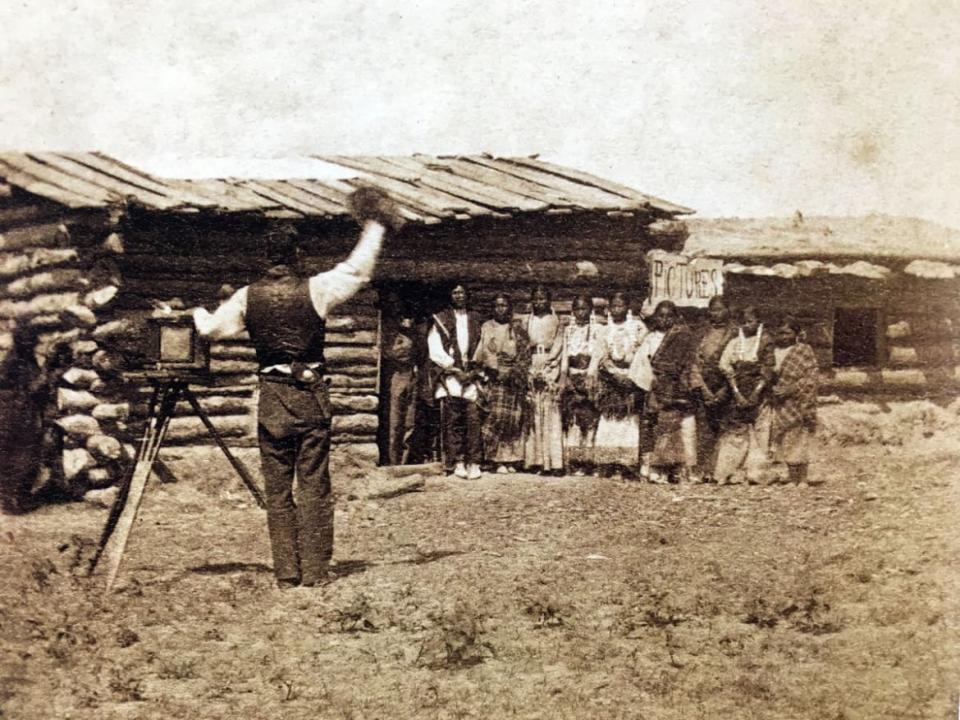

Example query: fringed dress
[593,316,647,467]
[560,319,601,468]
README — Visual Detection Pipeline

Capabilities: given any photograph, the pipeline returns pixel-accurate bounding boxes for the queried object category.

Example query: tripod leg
[100,383,182,591]
[88,384,162,575]
[182,386,266,508]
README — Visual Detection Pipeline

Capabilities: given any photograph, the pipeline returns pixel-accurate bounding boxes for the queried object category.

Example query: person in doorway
[637,301,697,483]
[428,283,484,479]
[381,293,425,465]
[768,317,819,485]
[474,293,530,473]
[523,286,565,474]
[559,295,602,476]
[0,321,69,513]
[689,296,738,483]
[713,306,775,485]
[593,292,647,479]
[193,186,403,590]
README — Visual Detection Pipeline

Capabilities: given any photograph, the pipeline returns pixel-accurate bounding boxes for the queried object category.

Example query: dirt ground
[2,405,959,719]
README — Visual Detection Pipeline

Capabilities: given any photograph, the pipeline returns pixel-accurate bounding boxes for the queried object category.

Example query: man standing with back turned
[194,187,404,589]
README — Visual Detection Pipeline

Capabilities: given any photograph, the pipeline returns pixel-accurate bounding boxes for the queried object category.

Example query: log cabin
[0,152,691,498]
[684,214,960,398]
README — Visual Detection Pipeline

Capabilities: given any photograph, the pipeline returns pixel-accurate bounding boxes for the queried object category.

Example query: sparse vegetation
[0,426,958,719]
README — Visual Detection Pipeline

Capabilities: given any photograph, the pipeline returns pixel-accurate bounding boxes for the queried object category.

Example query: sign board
[647,250,724,309]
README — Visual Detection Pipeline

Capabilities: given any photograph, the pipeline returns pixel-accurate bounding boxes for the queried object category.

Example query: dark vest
[432,309,481,369]
[246,270,326,370]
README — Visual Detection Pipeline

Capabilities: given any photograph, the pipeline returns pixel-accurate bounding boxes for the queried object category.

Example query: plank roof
[685,215,960,264]
[0,152,692,223]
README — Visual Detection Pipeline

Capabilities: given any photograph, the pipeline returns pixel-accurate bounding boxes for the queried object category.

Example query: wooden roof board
[0,160,96,208]
[438,156,576,208]
[238,181,324,216]
[280,178,433,225]
[460,156,607,209]
[83,153,219,208]
[173,179,277,213]
[478,157,631,210]
[507,157,693,215]
[257,180,345,216]
[343,176,452,224]
[281,179,350,211]
[318,155,489,217]
[30,153,180,210]
[384,155,547,212]
[0,153,118,205]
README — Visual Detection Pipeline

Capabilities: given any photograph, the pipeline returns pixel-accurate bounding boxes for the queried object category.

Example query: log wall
[0,190,124,497]
[722,273,960,396]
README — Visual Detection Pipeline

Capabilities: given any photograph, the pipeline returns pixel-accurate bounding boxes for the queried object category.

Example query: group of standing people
[385,285,820,486]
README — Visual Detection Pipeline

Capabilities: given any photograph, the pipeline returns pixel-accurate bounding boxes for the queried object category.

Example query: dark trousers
[386,367,417,465]
[257,379,333,585]
[441,396,481,470]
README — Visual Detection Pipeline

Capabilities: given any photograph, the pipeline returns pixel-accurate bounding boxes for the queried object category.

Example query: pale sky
[1,0,958,226]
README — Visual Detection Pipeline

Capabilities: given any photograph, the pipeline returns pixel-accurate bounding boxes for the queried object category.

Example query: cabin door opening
[375,281,451,466]
[833,307,880,367]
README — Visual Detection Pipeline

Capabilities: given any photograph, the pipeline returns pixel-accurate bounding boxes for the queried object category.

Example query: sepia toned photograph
[1,2,958,718]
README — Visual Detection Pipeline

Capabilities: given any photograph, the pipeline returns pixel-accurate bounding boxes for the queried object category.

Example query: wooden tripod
[88,372,265,591]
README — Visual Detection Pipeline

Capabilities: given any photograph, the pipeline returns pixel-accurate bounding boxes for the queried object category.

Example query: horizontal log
[0,203,63,229]
[209,358,258,375]
[164,414,254,442]
[61,367,101,388]
[331,394,378,413]
[328,315,379,331]
[92,402,130,421]
[55,414,101,439]
[0,248,78,280]
[372,258,646,286]
[331,434,378,446]
[211,343,257,361]
[57,388,99,413]
[332,413,378,435]
[328,330,377,346]
[821,365,960,390]
[326,346,378,365]
[0,291,81,319]
[327,374,377,390]
[0,222,69,251]
[1,269,86,299]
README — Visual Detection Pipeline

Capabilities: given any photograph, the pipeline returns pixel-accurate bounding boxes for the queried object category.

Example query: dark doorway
[375,282,454,466]
[833,307,880,367]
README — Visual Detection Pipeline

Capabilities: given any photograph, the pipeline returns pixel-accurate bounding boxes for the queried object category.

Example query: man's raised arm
[309,187,405,318]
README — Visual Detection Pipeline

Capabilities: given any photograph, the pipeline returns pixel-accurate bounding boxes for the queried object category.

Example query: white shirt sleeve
[193,286,248,339]
[308,221,385,318]
[428,324,455,369]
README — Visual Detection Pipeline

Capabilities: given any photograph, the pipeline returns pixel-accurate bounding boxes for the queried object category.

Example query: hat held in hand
[347,186,406,234]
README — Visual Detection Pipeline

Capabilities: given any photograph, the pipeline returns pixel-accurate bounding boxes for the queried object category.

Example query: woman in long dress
[473,294,530,473]
[523,286,565,473]
[689,296,738,482]
[713,306,775,485]
[593,292,647,478]
[768,316,819,485]
[636,301,696,483]
[559,295,602,476]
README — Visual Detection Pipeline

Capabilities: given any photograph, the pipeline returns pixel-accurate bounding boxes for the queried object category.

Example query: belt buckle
[291,362,319,385]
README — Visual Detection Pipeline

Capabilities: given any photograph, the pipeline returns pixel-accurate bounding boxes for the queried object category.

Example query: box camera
[144,314,210,373]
